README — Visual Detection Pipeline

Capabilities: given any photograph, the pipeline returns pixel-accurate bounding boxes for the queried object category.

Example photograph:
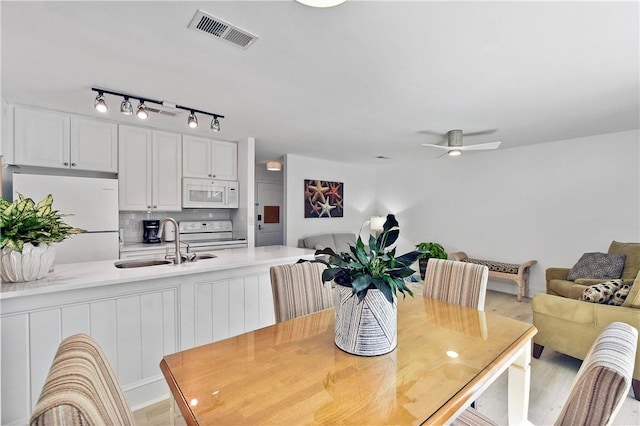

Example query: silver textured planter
[1,243,55,283]
[334,284,397,356]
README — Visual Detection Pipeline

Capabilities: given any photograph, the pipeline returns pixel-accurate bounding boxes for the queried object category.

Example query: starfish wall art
[304,179,344,218]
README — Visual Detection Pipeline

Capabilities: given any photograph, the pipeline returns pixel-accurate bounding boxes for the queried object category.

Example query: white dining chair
[270,262,334,323]
[452,322,638,426]
[30,333,134,426]
[423,258,489,311]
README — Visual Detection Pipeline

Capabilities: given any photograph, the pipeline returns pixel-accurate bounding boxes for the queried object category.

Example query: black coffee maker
[142,220,161,244]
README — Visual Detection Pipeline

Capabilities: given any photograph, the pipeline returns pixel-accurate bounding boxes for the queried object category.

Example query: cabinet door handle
[147,205,152,209]
[153,205,157,209]
[212,174,216,178]
[71,163,76,167]
[64,162,69,166]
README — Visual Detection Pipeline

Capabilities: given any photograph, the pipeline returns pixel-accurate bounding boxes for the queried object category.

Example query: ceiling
[2,1,638,166]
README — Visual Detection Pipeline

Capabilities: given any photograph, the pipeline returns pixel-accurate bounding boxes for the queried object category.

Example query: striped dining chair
[270,262,334,323]
[423,259,489,311]
[453,321,638,426]
[30,333,134,426]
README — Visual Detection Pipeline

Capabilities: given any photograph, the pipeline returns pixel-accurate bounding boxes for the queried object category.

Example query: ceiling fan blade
[463,128,498,137]
[421,144,452,150]
[417,130,445,136]
[459,141,502,151]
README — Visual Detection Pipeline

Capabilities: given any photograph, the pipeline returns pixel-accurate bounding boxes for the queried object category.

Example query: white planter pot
[1,243,56,283]
[334,284,397,356]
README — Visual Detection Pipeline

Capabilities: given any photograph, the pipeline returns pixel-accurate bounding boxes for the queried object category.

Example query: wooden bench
[451,252,537,302]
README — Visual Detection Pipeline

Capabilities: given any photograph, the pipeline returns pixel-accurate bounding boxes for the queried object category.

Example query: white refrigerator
[12,173,119,264]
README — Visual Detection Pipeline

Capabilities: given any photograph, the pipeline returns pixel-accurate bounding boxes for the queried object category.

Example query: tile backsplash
[119,209,231,243]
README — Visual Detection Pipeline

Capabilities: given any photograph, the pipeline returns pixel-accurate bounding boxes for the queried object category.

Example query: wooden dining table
[160,296,537,425]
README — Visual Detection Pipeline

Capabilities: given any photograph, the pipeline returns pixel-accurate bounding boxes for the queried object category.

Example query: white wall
[231,137,256,246]
[284,154,378,247]
[376,130,640,296]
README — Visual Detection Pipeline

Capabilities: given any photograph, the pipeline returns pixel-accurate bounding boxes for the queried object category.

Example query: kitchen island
[1,246,314,425]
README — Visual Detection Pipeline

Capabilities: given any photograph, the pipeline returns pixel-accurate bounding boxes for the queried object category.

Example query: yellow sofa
[533,271,640,401]
[546,240,640,299]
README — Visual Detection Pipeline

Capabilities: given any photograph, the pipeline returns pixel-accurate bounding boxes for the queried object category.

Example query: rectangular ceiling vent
[147,105,181,117]
[188,10,259,50]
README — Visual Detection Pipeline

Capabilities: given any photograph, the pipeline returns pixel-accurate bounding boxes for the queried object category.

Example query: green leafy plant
[415,242,447,261]
[303,214,423,304]
[0,193,85,252]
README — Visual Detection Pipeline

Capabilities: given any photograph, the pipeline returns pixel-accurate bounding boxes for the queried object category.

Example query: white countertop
[0,246,315,300]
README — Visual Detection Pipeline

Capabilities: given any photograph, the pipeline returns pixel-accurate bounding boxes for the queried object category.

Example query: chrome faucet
[160,217,182,264]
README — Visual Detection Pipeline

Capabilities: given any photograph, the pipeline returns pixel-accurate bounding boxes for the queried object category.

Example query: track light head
[188,111,198,128]
[211,117,220,132]
[120,97,133,116]
[136,101,148,120]
[94,91,108,113]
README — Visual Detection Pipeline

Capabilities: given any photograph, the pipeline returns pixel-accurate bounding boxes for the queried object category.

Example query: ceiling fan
[422,129,501,157]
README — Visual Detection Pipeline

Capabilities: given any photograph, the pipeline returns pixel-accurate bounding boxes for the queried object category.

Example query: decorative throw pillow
[608,285,631,306]
[567,252,626,281]
[582,279,623,304]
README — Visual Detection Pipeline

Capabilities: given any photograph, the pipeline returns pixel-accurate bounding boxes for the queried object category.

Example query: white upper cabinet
[14,107,70,169]
[70,116,118,172]
[212,140,238,181]
[182,135,211,179]
[152,131,182,211]
[118,125,181,212]
[183,137,237,181]
[14,106,117,172]
[118,125,152,211]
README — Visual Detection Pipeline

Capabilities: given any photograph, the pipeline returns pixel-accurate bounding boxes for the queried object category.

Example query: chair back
[423,259,489,310]
[554,322,638,426]
[30,333,134,426]
[270,262,334,322]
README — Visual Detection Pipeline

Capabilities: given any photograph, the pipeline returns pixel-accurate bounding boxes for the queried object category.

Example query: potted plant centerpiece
[415,242,447,280]
[306,214,422,356]
[1,193,84,283]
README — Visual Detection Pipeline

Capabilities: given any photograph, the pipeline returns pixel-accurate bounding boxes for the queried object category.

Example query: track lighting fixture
[211,117,220,132]
[93,91,108,113]
[188,111,198,128]
[91,87,224,132]
[120,97,133,115]
[136,101,149,120]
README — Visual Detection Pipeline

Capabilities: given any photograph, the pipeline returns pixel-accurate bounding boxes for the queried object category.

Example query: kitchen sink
[114,259,173,269]
[194,253,217,260]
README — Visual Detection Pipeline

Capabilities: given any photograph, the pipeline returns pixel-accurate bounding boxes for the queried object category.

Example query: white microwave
[182,178,239,209]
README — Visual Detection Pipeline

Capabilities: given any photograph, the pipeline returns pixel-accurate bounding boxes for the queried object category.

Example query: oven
[179,220,247,252]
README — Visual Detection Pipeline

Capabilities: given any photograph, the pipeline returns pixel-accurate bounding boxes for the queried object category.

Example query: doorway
[255,181,284,246]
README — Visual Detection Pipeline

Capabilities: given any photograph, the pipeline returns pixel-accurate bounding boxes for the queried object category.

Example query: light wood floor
[133,290,639,425]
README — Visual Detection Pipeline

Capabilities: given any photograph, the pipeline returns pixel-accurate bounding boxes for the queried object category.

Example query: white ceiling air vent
[146,103,181,118]
[188,10,259,50]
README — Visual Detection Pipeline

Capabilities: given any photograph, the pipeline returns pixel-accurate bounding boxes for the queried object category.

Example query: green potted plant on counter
[415,242,447,280]
[304,214,422,356]
[0,193,85,283]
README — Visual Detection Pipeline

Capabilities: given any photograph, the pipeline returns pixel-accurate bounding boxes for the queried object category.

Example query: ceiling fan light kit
[295,0,348,7]
[422,129,502,157]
